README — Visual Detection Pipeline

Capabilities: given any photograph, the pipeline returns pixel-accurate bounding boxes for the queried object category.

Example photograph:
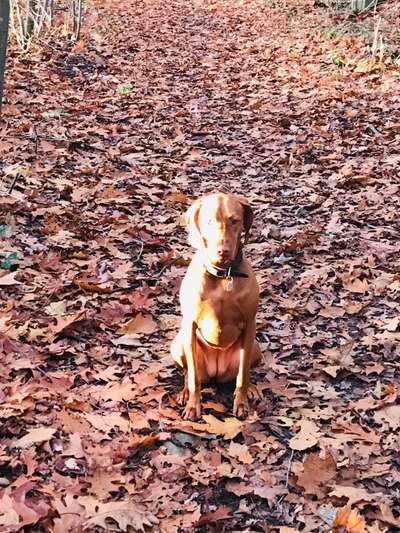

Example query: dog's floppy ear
[184,198,202,249]
[240,200,254,244]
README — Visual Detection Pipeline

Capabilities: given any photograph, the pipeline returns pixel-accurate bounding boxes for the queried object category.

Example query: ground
[1,0,400,531]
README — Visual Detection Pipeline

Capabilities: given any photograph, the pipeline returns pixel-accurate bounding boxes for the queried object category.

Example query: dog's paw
[182,395,201,421]
[233,389,249,418]
[233,386,257,419]
[177,387,189,406]
[247,383,262,402]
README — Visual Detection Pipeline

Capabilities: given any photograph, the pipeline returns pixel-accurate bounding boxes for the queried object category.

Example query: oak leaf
[84,501,158,532]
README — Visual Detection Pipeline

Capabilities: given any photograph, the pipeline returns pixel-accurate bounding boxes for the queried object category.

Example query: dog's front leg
[182,320,201,420]
[233,319,256,418]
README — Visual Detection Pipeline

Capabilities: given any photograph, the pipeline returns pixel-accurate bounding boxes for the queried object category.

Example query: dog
[171,192,261,420]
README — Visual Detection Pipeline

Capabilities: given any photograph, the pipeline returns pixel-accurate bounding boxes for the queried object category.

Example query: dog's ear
[184,199,202,249]
[240,200,254,244]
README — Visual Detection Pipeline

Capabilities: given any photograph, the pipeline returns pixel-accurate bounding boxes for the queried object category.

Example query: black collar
[205,247,249,279]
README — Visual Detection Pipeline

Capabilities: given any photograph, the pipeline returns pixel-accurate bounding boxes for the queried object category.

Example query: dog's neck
[204,246,249,279]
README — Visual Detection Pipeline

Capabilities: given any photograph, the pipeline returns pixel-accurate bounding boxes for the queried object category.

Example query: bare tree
[10,0,51,48]
[10,0,84,48]
[0,0,10,115]
[71,0,82,40]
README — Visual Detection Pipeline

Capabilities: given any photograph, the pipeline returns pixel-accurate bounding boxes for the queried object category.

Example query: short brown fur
[171,192,261,420]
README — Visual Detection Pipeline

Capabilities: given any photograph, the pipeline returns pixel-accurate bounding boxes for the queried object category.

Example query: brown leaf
[289,420,320,451]
[14,427,57,449]
[373,405,400,430]
[332,505,367,533]
[76,279,113,294]
[85,413,130,433]
[197,505,231,525]
[48,310,87,339]
[296,452,336,497]
[84,501,158,532]
[117,313,157,335]
[165,191,189,204]
[329,485,381,506]
[0,272,21,286]
[227,441,253,464]
[342,278,369,294]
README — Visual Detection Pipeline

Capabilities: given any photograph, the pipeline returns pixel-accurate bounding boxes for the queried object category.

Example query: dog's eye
[229,218,239,225]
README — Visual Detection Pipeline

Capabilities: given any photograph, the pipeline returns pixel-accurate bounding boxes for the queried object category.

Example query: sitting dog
[171,192,261,420]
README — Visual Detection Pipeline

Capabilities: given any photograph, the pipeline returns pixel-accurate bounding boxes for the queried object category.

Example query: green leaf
[116,81,133,95]
[0,252,18,270]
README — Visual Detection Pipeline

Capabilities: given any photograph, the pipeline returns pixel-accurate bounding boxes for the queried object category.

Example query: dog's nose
[218,246,230,259]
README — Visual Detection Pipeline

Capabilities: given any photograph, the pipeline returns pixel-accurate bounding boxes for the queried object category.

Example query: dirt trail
[1,0,400,531]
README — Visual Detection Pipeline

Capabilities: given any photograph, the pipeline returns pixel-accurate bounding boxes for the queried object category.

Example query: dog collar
[204,247,249,280]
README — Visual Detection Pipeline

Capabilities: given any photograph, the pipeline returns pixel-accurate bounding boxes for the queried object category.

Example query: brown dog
[171,192,261,420]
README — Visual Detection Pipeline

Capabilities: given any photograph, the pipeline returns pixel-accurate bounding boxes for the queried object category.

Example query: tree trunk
[25,0,37,38]
[0,0,10,115]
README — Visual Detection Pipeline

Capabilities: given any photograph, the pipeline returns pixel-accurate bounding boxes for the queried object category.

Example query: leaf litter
[1,0,400,531]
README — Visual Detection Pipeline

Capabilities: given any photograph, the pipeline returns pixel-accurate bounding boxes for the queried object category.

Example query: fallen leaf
[289,420,320,451]
[329,485,381,506]
[332,505,367,533]
[14,427,57,449]
[296,452,336,497]
[0,272,21,286]
[227,441,253,464]
[48,310,87,339]
[84,501,158,532]
[117,313,157,335]
[373,405,400,430]
[45,300,67,316]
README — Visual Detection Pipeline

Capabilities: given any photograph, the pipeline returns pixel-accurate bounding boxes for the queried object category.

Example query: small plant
[116,81,133,95]
[327,50,346,67]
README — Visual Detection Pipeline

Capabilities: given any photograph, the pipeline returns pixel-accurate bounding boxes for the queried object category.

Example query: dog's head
[184,193,253,267]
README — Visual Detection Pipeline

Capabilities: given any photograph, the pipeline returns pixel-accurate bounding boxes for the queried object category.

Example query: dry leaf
[296,452,336,497]
[14,427,57,449]
[0,272,21,286]
[84,501,158,532]
[289,419,320,451]
[118,313,157,335]
[227,441,253,464]
[332,505,367,533]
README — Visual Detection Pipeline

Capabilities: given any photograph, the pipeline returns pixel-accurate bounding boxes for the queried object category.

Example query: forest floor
[1,0,400,531]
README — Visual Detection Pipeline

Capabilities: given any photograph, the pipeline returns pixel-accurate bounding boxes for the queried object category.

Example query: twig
[32,124,38,155]
[371,16,382,56]
[285,449,294,488]
[8,173,20,194]
[358,0,378,15]
[156,259,177,278]
[132,238,144,262]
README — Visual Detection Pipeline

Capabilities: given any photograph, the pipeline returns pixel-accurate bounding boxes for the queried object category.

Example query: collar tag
[226,267,233,291]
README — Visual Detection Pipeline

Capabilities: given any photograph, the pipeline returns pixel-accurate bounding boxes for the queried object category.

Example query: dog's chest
[196,289,245,346]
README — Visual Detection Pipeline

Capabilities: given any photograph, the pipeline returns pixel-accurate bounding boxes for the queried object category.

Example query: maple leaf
[332,506,367,533]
